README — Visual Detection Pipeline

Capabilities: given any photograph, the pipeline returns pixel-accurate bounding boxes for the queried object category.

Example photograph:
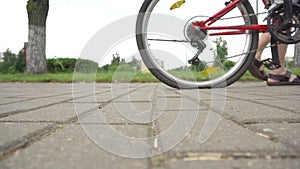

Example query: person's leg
[269,44,287,75]
[250,32,299,84]
[248,32,270,81]
[268,44,299,83]
[255,33,271,63]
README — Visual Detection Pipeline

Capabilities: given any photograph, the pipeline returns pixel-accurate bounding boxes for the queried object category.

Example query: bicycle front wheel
[136,0,258,89]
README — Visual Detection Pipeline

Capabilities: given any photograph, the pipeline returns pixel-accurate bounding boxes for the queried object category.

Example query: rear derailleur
[185,22,207,66]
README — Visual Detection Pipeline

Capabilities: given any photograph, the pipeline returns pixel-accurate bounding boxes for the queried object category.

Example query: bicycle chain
[222,43,279,62]
[191,11,267,21]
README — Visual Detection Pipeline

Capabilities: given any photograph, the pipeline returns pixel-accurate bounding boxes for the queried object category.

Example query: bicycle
[136,0,300,89]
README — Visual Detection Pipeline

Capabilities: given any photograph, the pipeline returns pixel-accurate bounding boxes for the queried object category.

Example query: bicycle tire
[136,0,258,89]
[248,63,268,81]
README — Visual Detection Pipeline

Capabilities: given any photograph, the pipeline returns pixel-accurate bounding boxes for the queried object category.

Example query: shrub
[74,58,99,73]
[0,49,25,73]
[8,66,16,74]
[47,58,77,73]
[43,58,100,73]
[223,60,235,70]
[287,61,293,68]
[0,62,7,73]
[15,51,26,73]
[115,64,136,72]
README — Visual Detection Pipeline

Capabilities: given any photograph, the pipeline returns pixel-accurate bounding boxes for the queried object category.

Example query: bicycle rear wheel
[136,0,258,89]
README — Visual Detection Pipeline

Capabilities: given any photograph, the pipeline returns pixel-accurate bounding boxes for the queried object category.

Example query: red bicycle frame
[194,0,268,36]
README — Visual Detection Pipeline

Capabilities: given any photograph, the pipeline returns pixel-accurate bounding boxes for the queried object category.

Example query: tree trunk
[293,43,300,68]
[26,0,49,74]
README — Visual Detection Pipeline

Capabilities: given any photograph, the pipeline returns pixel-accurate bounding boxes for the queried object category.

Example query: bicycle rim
[136,0,258,89]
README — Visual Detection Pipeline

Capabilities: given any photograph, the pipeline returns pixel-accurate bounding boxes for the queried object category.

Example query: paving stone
[225,91,280,100]
[165,116,290,155]
[1,103,76,123]
[156,97,206,111]
[0,122,52,148]
[115,92,154,102]
[0,96,71,116]
[0,124,150,169]
[89,102,151,124]
[203,100,300,123]
[248,123,300,152]
[253,99,300,113]
[163,158,300,169]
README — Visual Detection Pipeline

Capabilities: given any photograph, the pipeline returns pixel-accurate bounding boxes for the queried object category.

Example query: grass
[0,68,299,83]
[290,67,300,75]
[240,67,300,81]
[239,71,259,81]
[0,73,74,83]
[95,72,159,83]
[0,72,159,83]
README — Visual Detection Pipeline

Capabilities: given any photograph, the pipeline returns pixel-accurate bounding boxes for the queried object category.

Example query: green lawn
[0,73,74,83]
[0,68,299,83]
[0,72,159,83]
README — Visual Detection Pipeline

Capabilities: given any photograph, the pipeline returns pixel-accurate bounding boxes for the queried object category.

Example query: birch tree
[26,0,49,74]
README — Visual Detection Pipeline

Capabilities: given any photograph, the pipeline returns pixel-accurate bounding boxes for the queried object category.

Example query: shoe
[267,71,300,86]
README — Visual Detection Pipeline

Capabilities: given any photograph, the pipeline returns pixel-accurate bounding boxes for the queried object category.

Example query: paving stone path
[0,82,299,169]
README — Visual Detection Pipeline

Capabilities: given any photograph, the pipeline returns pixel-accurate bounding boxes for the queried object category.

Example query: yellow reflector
[170,0,186,10]
[201,67,221,75]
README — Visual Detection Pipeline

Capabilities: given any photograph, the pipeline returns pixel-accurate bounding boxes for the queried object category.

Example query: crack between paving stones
[229,89,300,98]
[148,84,166,169]
[0,92,79,106]
[163,151,300,161]
[149,88,214,169]
[0,120,152,126]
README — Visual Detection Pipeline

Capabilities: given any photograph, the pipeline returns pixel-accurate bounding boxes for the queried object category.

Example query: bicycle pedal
[261,58,281,70]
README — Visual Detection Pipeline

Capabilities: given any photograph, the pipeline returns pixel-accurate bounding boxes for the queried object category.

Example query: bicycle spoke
[148,38,189,43]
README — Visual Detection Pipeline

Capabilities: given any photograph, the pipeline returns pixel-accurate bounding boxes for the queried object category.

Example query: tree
[293,43,300,68]
[26,0,49,74]
[16,50,26,73]
[109,53,126,72]
[128,56,141,71]
[0,49,26,73]
[213,37,228,62]
[0,49,17,73]
[3,49,17,67]
[213,37,228,67]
